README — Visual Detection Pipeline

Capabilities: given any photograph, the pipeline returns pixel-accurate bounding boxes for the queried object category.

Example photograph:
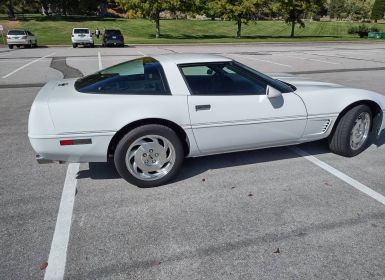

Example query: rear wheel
[114,125,184,187]
[329,105,372,157]
[8,44,13,49]
[72,43,77,48]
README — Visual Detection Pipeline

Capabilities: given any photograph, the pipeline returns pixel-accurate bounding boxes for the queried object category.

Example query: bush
[348,24,380,37]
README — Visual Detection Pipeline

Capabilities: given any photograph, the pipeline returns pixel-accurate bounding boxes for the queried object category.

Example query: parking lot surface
[1,42,385,279]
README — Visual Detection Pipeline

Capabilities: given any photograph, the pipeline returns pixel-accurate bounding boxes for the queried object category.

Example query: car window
[75,57,170,95]
[8,30,26,35]
[73,29,89,34]
[105,30,122,36]
[27,31,34,36]
[180,62,267,95]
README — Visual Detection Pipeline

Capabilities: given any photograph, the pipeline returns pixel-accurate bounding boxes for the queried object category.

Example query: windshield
[8,30,26,35]
[233,61,295,93]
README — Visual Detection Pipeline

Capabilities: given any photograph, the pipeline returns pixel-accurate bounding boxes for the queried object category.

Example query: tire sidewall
[343,105,372,156]
[114,125,184,187]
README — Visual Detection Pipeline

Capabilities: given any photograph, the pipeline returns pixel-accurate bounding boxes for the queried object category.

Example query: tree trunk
[155,16,160,38]
[290,21,295,38]
[7,0,15,19]
[236,18,242,38]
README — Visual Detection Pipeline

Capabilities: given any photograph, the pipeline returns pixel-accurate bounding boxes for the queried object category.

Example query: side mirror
[266,85,282,98]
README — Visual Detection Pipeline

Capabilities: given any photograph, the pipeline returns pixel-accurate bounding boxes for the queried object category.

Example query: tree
[328,0,345,19]
[6,0,14,19]
[117,0,192,38]
[205,0,263,38]
[371,0,385,22]
[277,0,325,38]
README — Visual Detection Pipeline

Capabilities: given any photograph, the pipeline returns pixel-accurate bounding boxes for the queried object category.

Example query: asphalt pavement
[1,42,385,280]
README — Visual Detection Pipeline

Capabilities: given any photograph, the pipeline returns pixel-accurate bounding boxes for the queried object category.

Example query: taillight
[7,36,11,39]
[60,139,92,146]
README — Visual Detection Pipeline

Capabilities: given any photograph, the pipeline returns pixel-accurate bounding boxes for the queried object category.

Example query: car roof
[8,29,27,32]
[152,53,232,65]
[73,28,89,30]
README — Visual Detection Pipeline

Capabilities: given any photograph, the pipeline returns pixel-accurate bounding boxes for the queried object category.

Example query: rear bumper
[72,39,93,44]
[29,133,114,163]
[7,39,29,45]
[104,40,124,46]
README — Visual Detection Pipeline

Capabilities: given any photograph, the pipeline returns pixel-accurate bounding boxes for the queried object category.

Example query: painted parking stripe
[288,55,340,65]
[2,52,55,78]
[98,51,103,70]
[231,54,292,68]
[137,50,146,56]
[44,163,80,280]
[291,147,385,206]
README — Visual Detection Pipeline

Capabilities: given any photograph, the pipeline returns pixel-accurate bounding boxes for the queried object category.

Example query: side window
[75,58,170,95]
[27,31,33,36]
[180,63,266,95]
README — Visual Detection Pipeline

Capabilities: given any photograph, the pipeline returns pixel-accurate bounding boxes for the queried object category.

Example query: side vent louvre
[322,119,331,133]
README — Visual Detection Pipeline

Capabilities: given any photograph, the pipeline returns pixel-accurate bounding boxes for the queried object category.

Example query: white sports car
[28,54,385,187]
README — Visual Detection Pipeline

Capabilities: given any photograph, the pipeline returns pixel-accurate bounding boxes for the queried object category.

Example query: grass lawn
[1,15,385,45]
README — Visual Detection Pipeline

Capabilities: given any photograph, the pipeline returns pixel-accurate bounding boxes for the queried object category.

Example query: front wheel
[329,105,372,157]
[8,44,13,49]
[114,125,184,187]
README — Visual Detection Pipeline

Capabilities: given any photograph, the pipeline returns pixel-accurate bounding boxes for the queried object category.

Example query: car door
[181,63,307,154]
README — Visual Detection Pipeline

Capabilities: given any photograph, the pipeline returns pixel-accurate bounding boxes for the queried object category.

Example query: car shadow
[75,140,328,183]
[76,131,385,187]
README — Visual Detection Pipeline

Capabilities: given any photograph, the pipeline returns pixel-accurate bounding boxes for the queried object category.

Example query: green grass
[1,15,385,45]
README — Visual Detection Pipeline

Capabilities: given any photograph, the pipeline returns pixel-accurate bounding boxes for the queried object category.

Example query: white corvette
[28,54,385,187]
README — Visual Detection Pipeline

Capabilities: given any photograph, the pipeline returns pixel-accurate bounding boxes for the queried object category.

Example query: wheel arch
[107,118,190,160]
[331,100,383,136]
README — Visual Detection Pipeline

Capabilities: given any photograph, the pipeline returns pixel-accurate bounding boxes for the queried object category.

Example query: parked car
[71,28,94,48]
[28,54,385,187]
[102,29,124,47]
[7,29,37,49]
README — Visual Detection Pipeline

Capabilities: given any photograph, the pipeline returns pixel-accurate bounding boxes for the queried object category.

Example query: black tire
[29,40,33,48]
[328,105,372,157]
[72,43,77,48]
[114,124,184,187]
[8,44,13,49]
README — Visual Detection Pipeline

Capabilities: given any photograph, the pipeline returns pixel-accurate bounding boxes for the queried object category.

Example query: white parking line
[137,50,146,56]
[0,52,13,57]
[288,55,340,65]
[231,54,292,68]
[44,163,80,280]
[2,52,55,78]
[98,51,103,70]
[291,147,385,206]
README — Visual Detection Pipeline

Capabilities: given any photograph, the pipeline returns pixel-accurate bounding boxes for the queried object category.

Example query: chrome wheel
[125,135,176,181]
[350,112,371,150]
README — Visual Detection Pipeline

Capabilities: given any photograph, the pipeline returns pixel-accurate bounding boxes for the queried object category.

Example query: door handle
[195,104,211,111]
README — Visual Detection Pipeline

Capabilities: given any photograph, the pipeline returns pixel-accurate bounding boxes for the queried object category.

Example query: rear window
[8,30,26,35]
[75,57,170,95]
[105,30,122,36]
[73,29,90,34]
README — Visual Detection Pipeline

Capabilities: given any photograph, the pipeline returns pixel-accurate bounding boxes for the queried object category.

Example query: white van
[71,28,94,48]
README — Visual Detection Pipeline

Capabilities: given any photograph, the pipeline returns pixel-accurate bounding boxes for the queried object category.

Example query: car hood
[272,75,344,92]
